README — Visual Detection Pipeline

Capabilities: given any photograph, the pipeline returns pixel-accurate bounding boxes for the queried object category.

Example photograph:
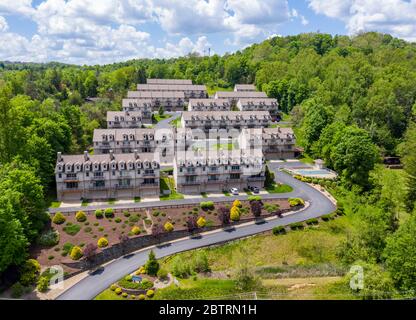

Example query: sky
[1,0,416,65]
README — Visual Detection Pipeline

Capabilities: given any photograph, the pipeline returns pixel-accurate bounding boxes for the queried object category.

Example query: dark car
[248,186,260,194]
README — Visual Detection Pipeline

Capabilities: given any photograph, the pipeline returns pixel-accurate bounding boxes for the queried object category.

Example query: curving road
[57,168,336,300]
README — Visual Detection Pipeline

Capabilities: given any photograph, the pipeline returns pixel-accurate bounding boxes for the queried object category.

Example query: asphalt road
[56,169,336,300]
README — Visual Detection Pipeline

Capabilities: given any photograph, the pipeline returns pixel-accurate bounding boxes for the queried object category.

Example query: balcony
[141,183,158,188]
[183,180,200,186]
[116,184,133,190]
[142,172,156,177]
[89,185,106,190]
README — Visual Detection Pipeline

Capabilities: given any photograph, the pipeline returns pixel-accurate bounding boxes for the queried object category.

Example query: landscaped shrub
[321,214,335,221]
[131,295,136,299]
[75,211,87,222]
[230,206,241,221]
[232,199,242,208]
[38,230,60,247]
[264,203,279,213]
[248,195,262,202]
[288,198,305,207]
[115,287,122,295]
[52,212,66,225]
[289,222,304,230]
[97,237,109,248]
[146,289,154,298]
[145,250,160,276]
[157,268,168,280]
[63,223,81,236]
[131,226,141,235]
[272,226,286,235]
[171,256,191,278]
[125,275,133,282]
[110,284,118,291]
[200,201,214,210]
[197,216,206,228]
[70,246,83,260]
[122,292,128,298]
[115,217,122,223]
[36,277,49,293]
[11,282,26,298]
[104,208,114,218]
[192,252,210,273]
[140,278,154,290]
[19,259,41,286]
[164,221,174,232]
[95,209,104,218]
[123,211,130,217]
[138,294,146,300]
[306,218,319,225]
[152,210,161,217]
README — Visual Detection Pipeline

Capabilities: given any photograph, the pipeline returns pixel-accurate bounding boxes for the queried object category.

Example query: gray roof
[214,91,268,99]
[58,152,158,165]
[147,79,193,85]
[136,84,207,91]
[234,84,256,91]
[127,91,185,99]
[182,111,271,121]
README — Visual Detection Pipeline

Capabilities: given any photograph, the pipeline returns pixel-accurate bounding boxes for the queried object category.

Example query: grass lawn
[222,191,231,196]
[170,117,181,128]
[50,201,61,208]
[206,86,233,96]
[160,176,184,201]
[299,154,315,165]
[266,183,293,193]
[153,113,172,123]
[213,142,234,151]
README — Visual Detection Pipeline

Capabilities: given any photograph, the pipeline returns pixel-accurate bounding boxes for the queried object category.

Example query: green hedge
[289,222,304,230]
[200,201,214,210]
[272,226,286,235]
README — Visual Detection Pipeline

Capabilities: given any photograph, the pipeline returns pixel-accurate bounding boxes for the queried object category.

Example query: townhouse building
[213,91,268,104]
[121,99,152,124]
[174,149,265,194]
[127,91,185,111]
[234,84,256,92]
[136,84,207,100]
[107,111,143,128]
[93,128,175,164]
[181,111,272,131]
[187,98,231,111]
[236,98,280,117]
[55,151,160,201]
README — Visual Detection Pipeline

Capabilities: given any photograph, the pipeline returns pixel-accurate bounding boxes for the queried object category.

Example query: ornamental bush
[197,216,206,228]
[95,209,104,218]
[157,268,168,280]
[52,212,66,225]
[19,259,41,286]
[146,289,154,298]
[122,292,128,298]
[232,199,242,208]
[110,284,117,291]
[36,277,49,293]
[104,208,114,218]
[125,275,133,282]
[164,221,174,232]
[38,230,60,247]
[131,226,141,235]
[70,246,83,260]
[75,211,87,222]
[272,226,286,235]
[230,206,241,221]
[288,198,305,207]
[145,250,160,276]
[138,294,146,300]
[200,201,214,210]
[115,287,122,295]
[97,237,109,248]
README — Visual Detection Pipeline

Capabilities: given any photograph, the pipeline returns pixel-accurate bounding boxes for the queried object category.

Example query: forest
[0,32,416,296]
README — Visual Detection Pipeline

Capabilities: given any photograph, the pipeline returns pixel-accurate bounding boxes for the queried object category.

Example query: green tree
[145,250,160,276]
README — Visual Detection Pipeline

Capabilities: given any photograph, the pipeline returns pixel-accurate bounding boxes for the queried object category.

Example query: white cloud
[0,15,8,31]
[154,36,212,58]
[308,0,416,41]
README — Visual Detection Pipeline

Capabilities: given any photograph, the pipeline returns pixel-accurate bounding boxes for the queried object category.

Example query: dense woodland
[1,32,416,296]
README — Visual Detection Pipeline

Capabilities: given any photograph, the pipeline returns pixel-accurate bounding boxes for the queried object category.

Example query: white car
[230,188,239,195]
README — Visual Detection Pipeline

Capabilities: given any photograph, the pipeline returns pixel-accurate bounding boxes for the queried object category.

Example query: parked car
[248,186,260,194]
[229,188,239,195]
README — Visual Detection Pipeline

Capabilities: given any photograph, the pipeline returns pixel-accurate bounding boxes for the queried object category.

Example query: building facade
[93,128,175,164]
[213,91,268,104]
[174,150,265,194]
[127,91,185,111]
[122,99,152,124]
[181,111,272,131]
[55,151,160,201]
[187,98,231,111]
[236,98,279,116]
[107,111,143,128]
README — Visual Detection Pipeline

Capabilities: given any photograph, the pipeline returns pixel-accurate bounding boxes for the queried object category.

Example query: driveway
[154,111,181,129]
[56,170,336,300]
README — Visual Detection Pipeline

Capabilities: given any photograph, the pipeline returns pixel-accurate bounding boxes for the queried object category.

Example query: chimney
[134,149,139,159]
[57,152,62,162]
[84,150,89,161]
[109,150,115,160]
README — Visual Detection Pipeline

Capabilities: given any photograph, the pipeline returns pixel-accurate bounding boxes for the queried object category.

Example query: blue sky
[0,0,415,65]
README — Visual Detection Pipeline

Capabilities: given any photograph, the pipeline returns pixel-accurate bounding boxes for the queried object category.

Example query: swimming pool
[295,169,333,176]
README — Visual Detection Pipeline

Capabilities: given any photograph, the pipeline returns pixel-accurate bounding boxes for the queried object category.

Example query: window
[58,173,62,178]
[66,182,78,189]
[230,173,240,180]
